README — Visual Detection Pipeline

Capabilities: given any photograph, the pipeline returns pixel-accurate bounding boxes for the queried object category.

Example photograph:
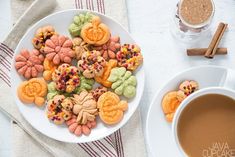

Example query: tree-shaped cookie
[108,67,137,98]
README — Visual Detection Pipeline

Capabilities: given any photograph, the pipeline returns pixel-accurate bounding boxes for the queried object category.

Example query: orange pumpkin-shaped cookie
[43,58,57,81]
[97,91,128,125]
[95,59,117,87]
[17,78,47,106]
[81,16,110,46]
[161,91,181,122]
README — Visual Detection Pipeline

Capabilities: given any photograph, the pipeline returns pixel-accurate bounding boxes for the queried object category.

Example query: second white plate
[146,65,235,157]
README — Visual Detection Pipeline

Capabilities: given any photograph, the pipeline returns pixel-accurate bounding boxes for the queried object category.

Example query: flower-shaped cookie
[91,86,107,101]
[81,16,110,45]
[52,64,80,93]
[162,91,181,122]
[116,44,143,71]
[74,76,94,94]
[17,78,47,106]
[97,91,128,125]
[43,58,57,81]
[177,80,199,101]
[66,115,96,136]
[95,59,117,87]
[72,37,90,60]
[72,91,98,124]
[93,36,121,60]
[44,35,75,65]
[77,50,106,78]
[68,12,94,37]
[32,25,56,52]
[47,95,73,125]
[108,67,137,98]
[15,49,44,79]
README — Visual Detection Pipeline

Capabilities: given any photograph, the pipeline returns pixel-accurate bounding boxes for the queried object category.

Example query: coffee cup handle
[219,69,235,90]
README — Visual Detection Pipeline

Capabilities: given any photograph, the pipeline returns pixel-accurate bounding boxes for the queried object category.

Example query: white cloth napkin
[0,0,147,157]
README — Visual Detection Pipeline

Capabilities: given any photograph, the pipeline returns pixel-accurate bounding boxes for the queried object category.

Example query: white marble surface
[1,0,235,156]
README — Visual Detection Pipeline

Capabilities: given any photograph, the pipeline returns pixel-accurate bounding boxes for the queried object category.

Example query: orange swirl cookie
[17,78,47,106]
[95,59,117,87]
[81,16,110,46]
[161,91,181,122]
[97,91,128,125]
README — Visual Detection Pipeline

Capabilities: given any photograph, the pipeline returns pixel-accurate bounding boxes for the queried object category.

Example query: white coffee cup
[172,87,235,157]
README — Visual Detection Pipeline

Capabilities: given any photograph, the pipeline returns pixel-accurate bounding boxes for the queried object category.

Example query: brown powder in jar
[180,0,213,25]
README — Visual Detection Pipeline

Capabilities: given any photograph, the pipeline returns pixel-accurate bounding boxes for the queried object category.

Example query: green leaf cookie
[108,67,137,98]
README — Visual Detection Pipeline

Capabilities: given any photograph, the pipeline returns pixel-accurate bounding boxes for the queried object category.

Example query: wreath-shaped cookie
[77,50,106,78]
[52,64,80,93]
[116,44,143,71]
[47,95,73,125]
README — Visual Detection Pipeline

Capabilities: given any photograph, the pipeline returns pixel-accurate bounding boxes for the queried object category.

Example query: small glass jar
[171,0,215,42]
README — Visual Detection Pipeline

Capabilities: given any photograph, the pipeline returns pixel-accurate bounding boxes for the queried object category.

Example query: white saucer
[145,65,235,157]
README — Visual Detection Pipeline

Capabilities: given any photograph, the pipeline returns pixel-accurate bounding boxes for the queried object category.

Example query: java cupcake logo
[202,142,235,157]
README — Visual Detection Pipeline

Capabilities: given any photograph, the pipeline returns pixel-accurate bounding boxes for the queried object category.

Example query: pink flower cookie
[93,36,121,60]
[15,49,44,79]
[116,44,143,71]
[47,95,73,125]
[77,50,106,78]
[52,63,80,93]
[44,35,75,65]
[66,115,96,136]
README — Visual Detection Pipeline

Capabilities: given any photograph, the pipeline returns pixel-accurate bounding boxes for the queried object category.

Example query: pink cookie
[66,115,96,136]
[15,49,44,79]
[93,36,121,60]
[44,35,75,65]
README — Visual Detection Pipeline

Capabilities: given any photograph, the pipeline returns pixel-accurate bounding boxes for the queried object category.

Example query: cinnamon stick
[187,48,227,56]
[204,23,228,58]
[209,24,228,58]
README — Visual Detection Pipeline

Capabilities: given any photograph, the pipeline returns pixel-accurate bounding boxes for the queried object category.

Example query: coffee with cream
[177,94,235,157]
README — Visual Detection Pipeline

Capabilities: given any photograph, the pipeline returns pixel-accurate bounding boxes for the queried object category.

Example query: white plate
[146,65,235,157]
[11,9,145,143]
